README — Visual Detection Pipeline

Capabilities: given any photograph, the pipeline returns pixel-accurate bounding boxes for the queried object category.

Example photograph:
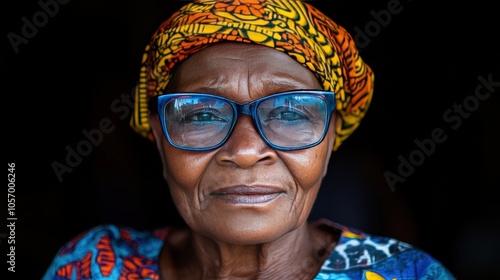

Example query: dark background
[2,0,499,279]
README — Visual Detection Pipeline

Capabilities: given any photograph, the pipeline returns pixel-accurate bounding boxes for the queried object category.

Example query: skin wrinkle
[175,47,319,100]
[151,42,336,279]
[192,223,314,278]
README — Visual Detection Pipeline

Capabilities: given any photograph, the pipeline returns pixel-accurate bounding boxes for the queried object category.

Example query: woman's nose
[215,115,278,168]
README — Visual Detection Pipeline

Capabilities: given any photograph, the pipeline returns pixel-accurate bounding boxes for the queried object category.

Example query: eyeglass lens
[163,93,329,149]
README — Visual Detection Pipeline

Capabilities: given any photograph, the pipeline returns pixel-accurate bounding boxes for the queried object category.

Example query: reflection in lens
[257,94,327,148]
[165,96,234,148]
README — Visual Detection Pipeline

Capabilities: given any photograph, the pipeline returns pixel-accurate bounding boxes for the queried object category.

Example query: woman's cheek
[281,149,329,191]
[162,147,217,200]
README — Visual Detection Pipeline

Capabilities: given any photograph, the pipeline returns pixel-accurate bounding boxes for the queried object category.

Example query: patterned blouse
[42,219,455,279]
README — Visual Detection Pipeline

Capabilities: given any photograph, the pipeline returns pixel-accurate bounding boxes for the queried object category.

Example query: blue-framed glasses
[151,90,336,151]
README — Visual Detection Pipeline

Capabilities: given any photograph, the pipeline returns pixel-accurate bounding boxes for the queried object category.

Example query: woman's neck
[159,222,338,279]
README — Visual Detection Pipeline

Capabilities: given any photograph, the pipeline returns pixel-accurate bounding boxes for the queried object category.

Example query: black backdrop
[2,0,499,279]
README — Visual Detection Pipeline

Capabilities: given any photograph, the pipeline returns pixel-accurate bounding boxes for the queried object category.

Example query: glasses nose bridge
[233,101,259,127]
[232,101,262,135]
[235,101,255,117]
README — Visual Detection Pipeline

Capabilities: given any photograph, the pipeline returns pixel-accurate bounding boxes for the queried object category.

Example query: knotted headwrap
[131,0,374,151]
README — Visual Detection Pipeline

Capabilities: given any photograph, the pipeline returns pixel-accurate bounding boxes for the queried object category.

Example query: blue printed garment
[42,219,455,279]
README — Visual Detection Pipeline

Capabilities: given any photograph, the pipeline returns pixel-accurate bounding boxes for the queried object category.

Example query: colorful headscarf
[130,0,374,151]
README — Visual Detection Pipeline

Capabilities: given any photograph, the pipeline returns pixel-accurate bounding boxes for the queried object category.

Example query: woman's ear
[148,114,161,143]
[328,112,337,151]
[322,113,336,178]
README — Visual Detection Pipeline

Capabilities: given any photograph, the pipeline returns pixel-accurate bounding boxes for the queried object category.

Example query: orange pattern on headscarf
[131,0,374,151]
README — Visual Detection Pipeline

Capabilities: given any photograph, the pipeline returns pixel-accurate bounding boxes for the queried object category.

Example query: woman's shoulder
[314,219,456,279]
[41,224,169,280]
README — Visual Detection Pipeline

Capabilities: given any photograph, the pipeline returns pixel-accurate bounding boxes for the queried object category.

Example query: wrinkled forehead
[166,42,323,99]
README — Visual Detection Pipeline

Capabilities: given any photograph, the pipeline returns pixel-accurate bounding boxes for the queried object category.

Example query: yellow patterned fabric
[131,0,374,151]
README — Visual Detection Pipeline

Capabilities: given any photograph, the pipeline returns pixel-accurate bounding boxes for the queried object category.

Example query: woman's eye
[183,110,227,123]
[191,112,215,122]
[268,107,308,121]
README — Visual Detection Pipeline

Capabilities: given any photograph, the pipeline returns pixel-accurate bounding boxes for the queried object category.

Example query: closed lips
[211,186,285,204]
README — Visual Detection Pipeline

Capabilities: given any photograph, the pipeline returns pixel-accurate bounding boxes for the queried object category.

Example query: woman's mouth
[211,186,284,204]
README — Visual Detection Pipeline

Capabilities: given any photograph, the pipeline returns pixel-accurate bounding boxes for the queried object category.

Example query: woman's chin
[191,205,300,245]
[204,223,291,246]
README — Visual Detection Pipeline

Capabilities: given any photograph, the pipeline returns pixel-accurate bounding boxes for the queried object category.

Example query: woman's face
[150,42,335,245]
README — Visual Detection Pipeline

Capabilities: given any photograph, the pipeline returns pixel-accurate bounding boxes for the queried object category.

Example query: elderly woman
[43,0,455,279]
